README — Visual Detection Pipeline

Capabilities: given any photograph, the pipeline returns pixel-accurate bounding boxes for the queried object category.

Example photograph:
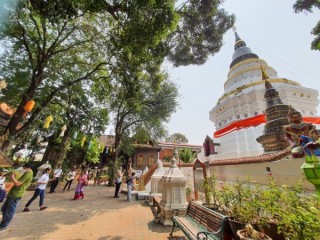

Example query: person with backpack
[126,172,136,202]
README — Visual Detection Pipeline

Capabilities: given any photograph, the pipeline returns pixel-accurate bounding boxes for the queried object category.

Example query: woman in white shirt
[0,169,8,202]
[23,168,53,212]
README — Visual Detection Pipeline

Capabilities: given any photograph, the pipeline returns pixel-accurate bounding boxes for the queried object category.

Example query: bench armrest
[197,231,219,240]
[171,208,187,217]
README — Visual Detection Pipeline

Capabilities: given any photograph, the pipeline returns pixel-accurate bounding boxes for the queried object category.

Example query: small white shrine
[159,149,188,226]
[149,159,166,204]
[34,161,52,179]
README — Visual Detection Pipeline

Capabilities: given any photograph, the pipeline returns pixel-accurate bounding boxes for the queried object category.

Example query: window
[148,155,154,167]
[137,154,143,167]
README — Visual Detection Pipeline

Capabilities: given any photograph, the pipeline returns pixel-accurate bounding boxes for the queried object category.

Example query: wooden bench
[170,201,231,240]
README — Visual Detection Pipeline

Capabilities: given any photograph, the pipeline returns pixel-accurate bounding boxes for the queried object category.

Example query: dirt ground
[0,182,183,240]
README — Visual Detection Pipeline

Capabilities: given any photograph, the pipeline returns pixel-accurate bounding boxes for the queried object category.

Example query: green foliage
[212,178,320,239]
[162,156,171,162]
[168,0,235,66]
[178,148,196,163]
[165,133,188,143]
[186,187,192,196]
[203,175,219,207]
[85,138,101,164]
[294,0,320,50]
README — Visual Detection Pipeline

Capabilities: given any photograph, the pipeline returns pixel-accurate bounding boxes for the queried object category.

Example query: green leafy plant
[211,178,320,239]
[186,187,192,196]
[178,148,196,163]
[203,175,219,208]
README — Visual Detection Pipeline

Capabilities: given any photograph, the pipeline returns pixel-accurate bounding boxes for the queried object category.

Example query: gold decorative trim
[230,58,266,72]
[226,64,273,85]
[217,78,301,105]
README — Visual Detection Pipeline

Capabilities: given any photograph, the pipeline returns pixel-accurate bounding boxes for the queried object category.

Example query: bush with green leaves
[210,178,320,239]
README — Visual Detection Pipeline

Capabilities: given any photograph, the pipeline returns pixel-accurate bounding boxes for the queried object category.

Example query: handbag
[83,180,88,186]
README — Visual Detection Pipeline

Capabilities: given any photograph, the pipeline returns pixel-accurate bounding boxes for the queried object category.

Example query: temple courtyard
[0,182,182,240]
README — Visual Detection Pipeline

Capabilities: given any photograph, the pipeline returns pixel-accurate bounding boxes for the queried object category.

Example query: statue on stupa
[283,106,320,158]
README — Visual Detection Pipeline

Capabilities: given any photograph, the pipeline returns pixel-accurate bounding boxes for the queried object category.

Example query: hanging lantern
[80,135,87,147]
[59,125,67,137]
[100,145,105,153]
[73,131,78,139]
[24,100,35,112]
[43,115,53,129]
[87,140,92,149]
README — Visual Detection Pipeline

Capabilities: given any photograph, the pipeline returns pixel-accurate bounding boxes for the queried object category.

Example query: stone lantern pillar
[35,161,52,179]
[149,159,166,204]
[159,149,188,226]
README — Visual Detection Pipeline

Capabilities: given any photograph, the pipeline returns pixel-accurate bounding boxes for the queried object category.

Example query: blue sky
[166,0,320,145]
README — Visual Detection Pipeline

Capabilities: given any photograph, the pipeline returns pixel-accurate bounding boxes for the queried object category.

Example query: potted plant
[256,179,285,240]
[203,175,220,210]
[227,179,256,238]
[186,187,193,202]
[277,182,320,240]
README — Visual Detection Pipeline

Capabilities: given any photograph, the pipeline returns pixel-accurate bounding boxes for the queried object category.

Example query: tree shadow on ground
[2,185,164,240]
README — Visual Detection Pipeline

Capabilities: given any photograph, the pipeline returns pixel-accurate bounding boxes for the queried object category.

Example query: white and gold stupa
[209,31,319,159]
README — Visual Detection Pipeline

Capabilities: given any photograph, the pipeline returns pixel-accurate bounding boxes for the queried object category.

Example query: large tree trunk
[42,133,70,168]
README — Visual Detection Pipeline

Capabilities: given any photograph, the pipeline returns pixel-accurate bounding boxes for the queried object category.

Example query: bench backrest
[186,202,227,233]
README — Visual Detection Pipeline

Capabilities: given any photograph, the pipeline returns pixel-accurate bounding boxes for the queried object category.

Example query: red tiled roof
[161,149,291,168]
[209,149,291,166]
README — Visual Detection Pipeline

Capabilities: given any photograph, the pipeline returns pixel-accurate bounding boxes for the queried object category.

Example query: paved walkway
[0,182,183,240]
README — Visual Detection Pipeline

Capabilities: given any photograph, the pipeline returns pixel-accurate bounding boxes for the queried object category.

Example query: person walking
[23,168,54,212]
[63,167,76,191]
[0,163,33,232]
[126,172,136,202]
[114,171,122,198]
[49,164,62,193]
[0,169,8,202]
[72,167,88,200]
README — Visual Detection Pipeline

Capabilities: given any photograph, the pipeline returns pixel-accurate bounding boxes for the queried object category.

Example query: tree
[294,0,320,50]
[168,0,235,66]
[165,133,189,143]
[0,4,112,150]
[0,0,178,150]
[40,83,109,167]
[0,0,235,151]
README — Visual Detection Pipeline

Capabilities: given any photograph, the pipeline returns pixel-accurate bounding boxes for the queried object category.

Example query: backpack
[126,178,133,185]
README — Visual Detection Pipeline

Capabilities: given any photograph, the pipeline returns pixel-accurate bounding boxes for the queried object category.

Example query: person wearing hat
[0,169,8,202]
[0,163,33,232]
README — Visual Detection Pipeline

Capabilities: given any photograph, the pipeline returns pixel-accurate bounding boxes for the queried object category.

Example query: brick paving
[0,182,183,240]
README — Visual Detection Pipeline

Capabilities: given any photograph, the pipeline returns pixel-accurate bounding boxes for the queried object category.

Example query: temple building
[209,32,320,159]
